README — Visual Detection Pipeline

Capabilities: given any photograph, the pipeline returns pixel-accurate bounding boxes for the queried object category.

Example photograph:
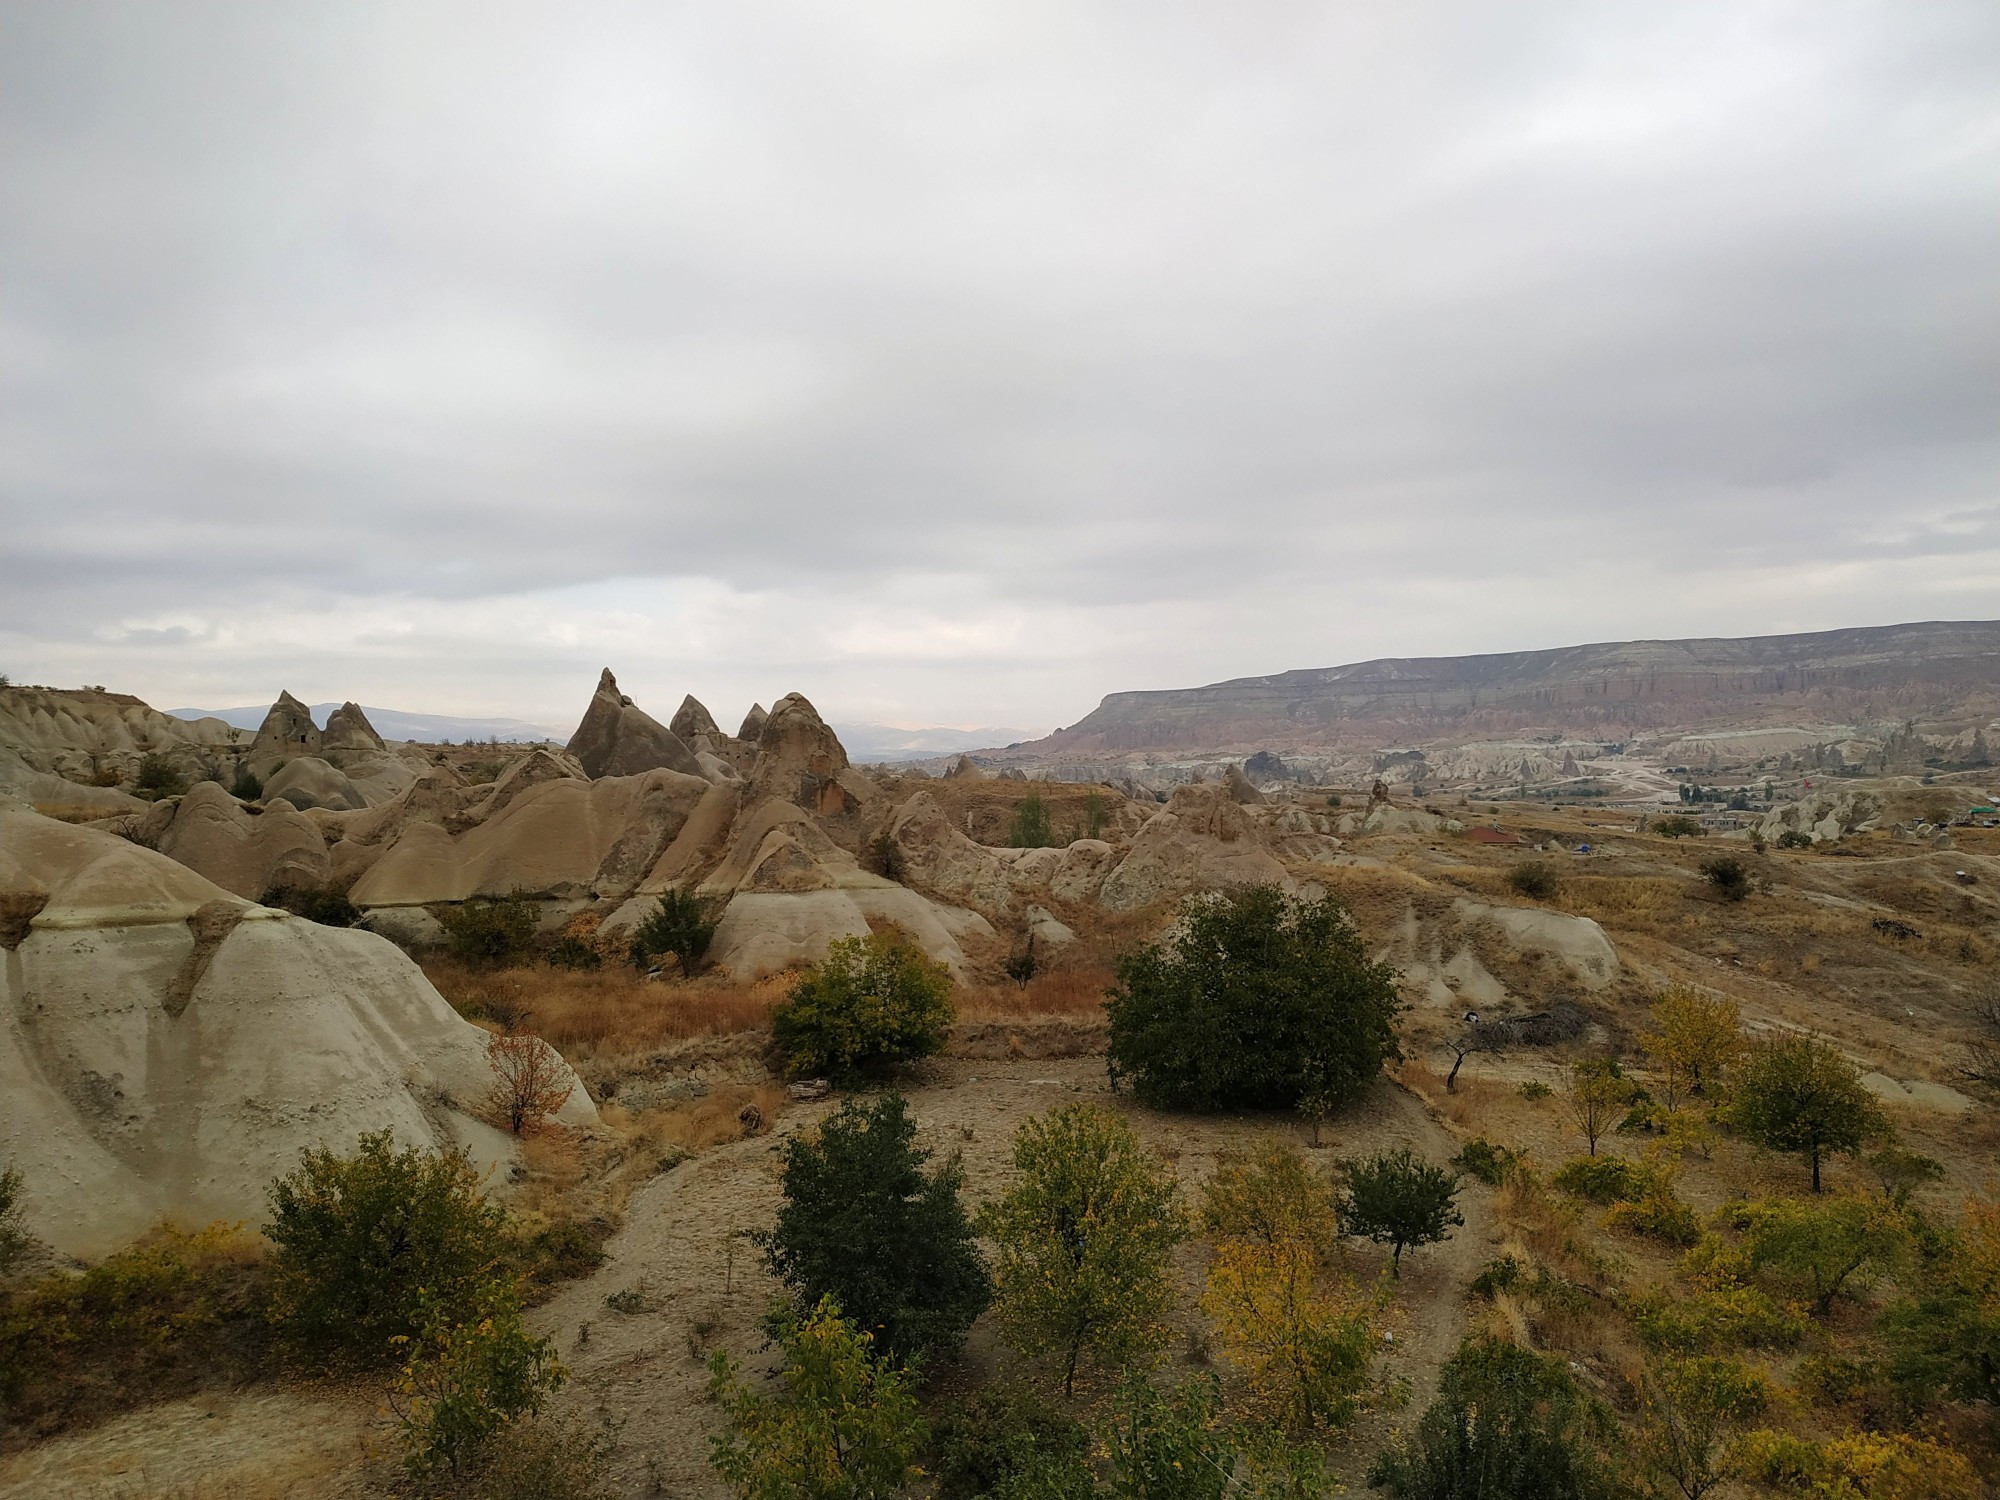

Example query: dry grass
[421,957,784,1062]
[957,964,1114,1021]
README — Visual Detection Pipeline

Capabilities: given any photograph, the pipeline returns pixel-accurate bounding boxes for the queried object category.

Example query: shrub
[485,1033,575,1136]
[1204,1237,1375,1431]
[438,892,539,967]
[1453,1138,1521,1187]
[544,933,601,970]
[770,932,954,1081]
[1553,1154,1642,1205]
[1698,856,1750,902]
[761,1092,990,1363]
[932,1382,1089,1500]
[1734,1430,1980,1500]
[1633,1281,1808,1355]
[1563,1058,1633,1156]
[1602,1157,1703,1247]
[980,1102,1185,1397]
[1881,1195,2000,1408]
[1340,1148,1462,1276]
[265,885,361,927]
[708,1295,926,1500]
[1008,793,1056,848]
[265,1130,508,1367]
[1654,815,1704,839]
[464,1414,617,1500]
[867,832,908,884]
[134,752,187,798]
[392,1281,566,1476]
[1723,1035,1891,1192]
[1639,987,1742,1109]
[1202,1140,1340,1256]
[630,887,716,976]
[0,1163,26,1273]
[1103,1371,1236,1500]
[1508,861,1558,899]
[1775,830,1813,850]
[1004,938,1039,988]
[229,765,263,800]
[1519,1078,1553,1100]
[1106,886,1401,1116]
[1637,1355,1774,1500]
[1722,1193,1908,1316]
[506,1218,612,1295]
[1368,1336,1621,1500]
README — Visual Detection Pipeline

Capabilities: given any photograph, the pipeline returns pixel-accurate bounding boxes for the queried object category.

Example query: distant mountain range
[169,704,569,744]
[1010,620,2000,757]
[834,723,1033,763]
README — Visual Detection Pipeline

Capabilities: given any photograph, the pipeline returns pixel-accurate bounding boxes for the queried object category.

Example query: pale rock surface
[0,685,239,785]
[565,669,702,780]
[1337,804,1464,837]
[670,695,722,743]
[1224,764,1266,805]
[337,751,420,807]
[749,693,871,816]
[249,690,322,765]
[1025,904,1077,948]
[321,702,386,753]
[0,746,147,819]
[1097,784,1291,912]
[1451,896,1621,990]
[262,756,368,813]
[0,808,592,1258]
[695,750,742,784]
[885,790,1017,915]
[153,782,329,899]
[736,703,769,741]
[946,754,983,780]
[1757,789,1878,845]
[1049,839,1119,904]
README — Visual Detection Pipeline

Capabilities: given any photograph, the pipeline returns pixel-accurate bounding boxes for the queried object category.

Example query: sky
[3,3,1997,739]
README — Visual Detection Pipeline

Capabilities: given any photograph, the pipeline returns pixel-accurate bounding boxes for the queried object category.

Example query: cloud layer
[4,2,1997,732]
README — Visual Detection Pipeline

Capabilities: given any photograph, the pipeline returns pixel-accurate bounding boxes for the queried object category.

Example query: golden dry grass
[421,957,784,1061]
[957,963,1115,1021]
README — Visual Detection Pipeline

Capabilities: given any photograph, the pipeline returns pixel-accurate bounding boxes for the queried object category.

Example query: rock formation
[0,806,594,1258]
[736,703,769,741]
[1097,784,1291,912]
[250,690,322,763]
[565,669,702,780]
[148,781,330,899]
[322,701,386,753]
[749,693,870,816]
[262,756,368,812]
[670,695,722,743]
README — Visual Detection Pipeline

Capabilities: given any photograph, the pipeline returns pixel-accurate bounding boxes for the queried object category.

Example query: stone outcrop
[0,807,594,1258]
[262,757,368,813]
[322,701,386,753]
[749,693,870,816]
[736,703,769,741]
[565,669,702,780]
[1224,764,1265,805]
[1097,784,1290,912]
[884,790,1017,915]
[250,690,322,764]
[151,782,330,899]
[670,695,722,743]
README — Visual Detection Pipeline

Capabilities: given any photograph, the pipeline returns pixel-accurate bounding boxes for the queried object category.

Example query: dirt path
[532,1054,1494,1496]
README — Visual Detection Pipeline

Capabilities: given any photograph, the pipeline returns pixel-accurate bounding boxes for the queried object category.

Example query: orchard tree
[1637,1355,1772,1500]
[979,1103,1185,1397]
[760,1092,989,1362]
[1724,1194,1908,1316]
[1724,1036,1890,1192]
[1640,988,1743,1110]
[1107,886,1400,1116]
[1339,1148,1463,1277]
[1563,1059,1631,1157]
[770,933,954,1081]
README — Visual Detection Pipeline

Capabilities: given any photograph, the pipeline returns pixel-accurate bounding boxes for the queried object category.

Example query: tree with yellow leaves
[1640,988,1742,1110]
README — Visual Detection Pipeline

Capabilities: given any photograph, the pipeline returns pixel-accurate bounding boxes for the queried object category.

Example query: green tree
[1563,1058,1631,1156]
[761,1092,990,1362]
[630,886,716,975]
[0,1163,26,1274]
[932,1382,1090,1500]
[708,1295,926,1500]
[1103,1372,1234,1500]
[1106,886,1400,1115]
[1339,1148,1462,1277]
[391,1280,566,1476]
[1698,856,1750,902]
[437,891,539,966]
[770,932,955,1080]
[1639,987,1742,1110]
[1882,1196,2000,1408]
[1010,794,1056,848]
[134,752,187,798]
[1202,1141,1340,1258]
[1368,1336,1622,1500]
[980,1103,1186,1398]
[1724,1193,1908,1316]
[1637,1355,1772,1500]
[1723,1036,1890,1192]
[265,1130,508,1366]
[229,764,263,800]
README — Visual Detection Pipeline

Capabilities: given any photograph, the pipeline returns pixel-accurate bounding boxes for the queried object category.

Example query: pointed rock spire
[564,668,701,780]
[670,694,721,743]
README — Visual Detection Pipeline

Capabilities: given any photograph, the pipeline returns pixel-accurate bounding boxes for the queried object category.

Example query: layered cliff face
[1031,620,2000,755]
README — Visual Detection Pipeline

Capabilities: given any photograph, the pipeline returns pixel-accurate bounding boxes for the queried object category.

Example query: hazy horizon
[4,4,1997,732]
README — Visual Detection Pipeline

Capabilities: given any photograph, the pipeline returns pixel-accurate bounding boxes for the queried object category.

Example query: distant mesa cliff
[1027,620,2000,755]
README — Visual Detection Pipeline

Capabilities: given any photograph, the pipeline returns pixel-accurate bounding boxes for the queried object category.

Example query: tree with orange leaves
[485,1033,573,1136]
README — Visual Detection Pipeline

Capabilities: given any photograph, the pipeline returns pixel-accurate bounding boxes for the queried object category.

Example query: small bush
[1008,793,1056,848]
[1632,1281,1808,1354]
[458,1414,617,1500]
[438,893,539,967]
[485,1033,575,1136]
[265,885,360,927]
[1508,861,1558,899]
[1603,1163,1703,1246]
[867,832,908,884]
[1699,855,1751,901]
[544,934,601,970]
[265,1130,508,1367]
[1003,939,1038,988]
[1654,815,1704,839]
[229,765,263,800]
[506,1218,611,1296]
[932,1381,1089,1500]
[1453,1138,1520,1187]
[1519,1078,1553,1100]
[1340,1148,1463,1277]
[1469,1254,1524,1298]
[630,887,716,976]
[393,1281,566,1477]
[135,752,187,798]
[0,1163,27,1273]
[1326,794,1342,807]
[770,932,954,1081]
[1553,1155,1641,1204]
[1776,830,1813,850]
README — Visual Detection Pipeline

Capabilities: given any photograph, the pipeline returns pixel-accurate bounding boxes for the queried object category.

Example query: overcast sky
[3,3,1997,736]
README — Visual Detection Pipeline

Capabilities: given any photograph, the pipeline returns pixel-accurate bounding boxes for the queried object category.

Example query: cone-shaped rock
[1224,764,1265,805]
[736,703,769,741]
[251,690,321,761]
[565,669,701,780]
[946,753,982,780]
[749,692,863,814]
[670,694,721,743]
[323,701,386,752]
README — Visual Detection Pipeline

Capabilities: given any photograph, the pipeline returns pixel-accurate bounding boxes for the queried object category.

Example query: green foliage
[1601,1159,1703,1247]
[1654,815,1704,838]
[1733,1429,1982,1500]
[1554,1154,1642,1205]
[868,832,908,884]
[932,1381,1090,1500]
[1103,1371,1235,1500]
[0,1163,26,1274]
[1082,791,1108,841]
[545,933,601,970]
[1864,1146,1944,1207]
[1453,1138,1520,1187]
[1518,1079,1553,1100]
[770,932,955,1081]
[1723,1035,1891,1192]
[630,887,716,975]
[1698,856,1750,902]
[1637,1354,1774,1500]
[1775,830,1813,850]
[1722,1193,1907,1316]
[438,892,540,966]
[1508,861,1558,899]
[393,1281,566,1476]
[229,764,263,800]
[1368,1336,1621,1500]
[1004,938,1039,988]
[458,1414,617,1500]
[265,1129,508,1367]
[761,1092,990,1362]
[1340,1148,1462,1276]
[1009,793,1057,848]
[264,885,361,927]
[1881,1197,2000,1408]
[1633,1239,1810,1354]
[980,1102,1186,1397]
[505,1218,612,1296]
[707,1295,926,1500]
[1107,886,1401,1115]
[1202,1141,1341,1257]
[134,751,187,798]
